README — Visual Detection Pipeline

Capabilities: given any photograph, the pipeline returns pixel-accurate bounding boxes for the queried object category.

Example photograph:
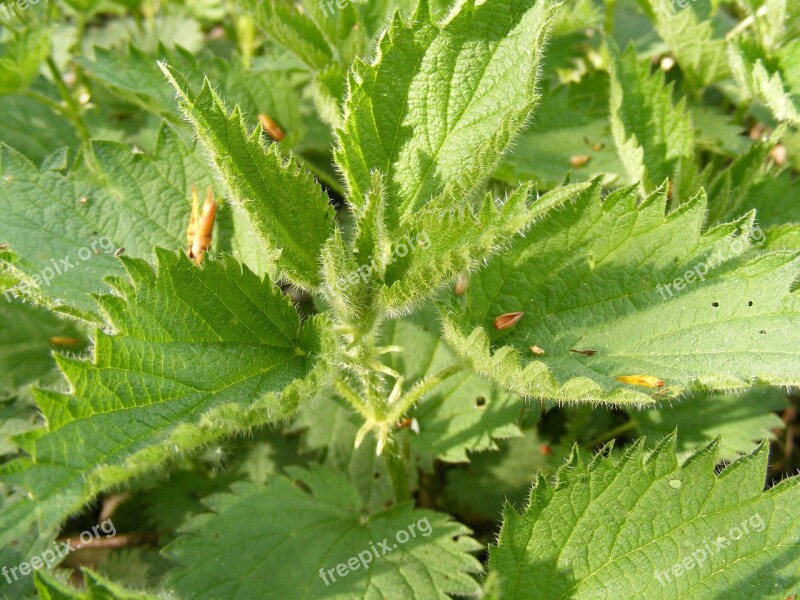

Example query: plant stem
[604,0,616,35]
[387,364,463,422]
[383,441,411,502]
[45,57,89,141]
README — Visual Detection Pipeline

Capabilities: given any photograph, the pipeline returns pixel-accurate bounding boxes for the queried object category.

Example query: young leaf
[161,65,335,290]
[0,252,328,580]
[728,39,800,127]
[0,28,50,95]
[241,0,335,71]
[380,183,537,314]
[489,436,800,599]
[636,0,729,88]
[163,466,482,598]
[335,0,560,224]
[609,41,696,198]
[442,182,800,404]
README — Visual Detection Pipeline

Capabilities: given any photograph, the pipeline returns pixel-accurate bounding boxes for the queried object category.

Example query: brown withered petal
[494,311,525,330]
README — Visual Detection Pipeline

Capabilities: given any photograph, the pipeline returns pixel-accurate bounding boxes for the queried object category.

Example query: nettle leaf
[76,45,223,122]
[445,428,567,520]
[0,252,328,587]
[163,466,482,599]
[242,0,335,70]
[0,124,217,319]
[0,93,81,164]
[633,388,789,461]
[636,0,729,87]
[335,0,560,225]
[0,28,51,95]
[729,39,800,127]
[496,73,623,188]
[489,436,800,599]
[35,568,160,599]
[162,65,335,290]
[292,395,399,514]
[609,41,696,198]
[380,183,537,314]
[0,300,88,395]
[442,181,800,404]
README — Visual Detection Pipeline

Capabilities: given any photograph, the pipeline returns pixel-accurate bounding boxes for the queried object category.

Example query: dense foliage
[0,0,799,598]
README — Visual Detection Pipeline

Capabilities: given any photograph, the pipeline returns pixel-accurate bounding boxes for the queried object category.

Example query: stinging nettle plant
[0,0,799,597]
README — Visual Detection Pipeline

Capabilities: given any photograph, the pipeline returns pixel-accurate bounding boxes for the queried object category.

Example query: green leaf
[489,436,800,599]
[161,65,335,290]
[381,307,524,464]
[0,300,87,395]
[0,252,328,588]
[636,0,729,87]
[35,568,159,599]
[442,181,800,404]
[0,93,80,164]
[291,395,399,513]
[0,124,219,318]
[335,0,560,225]
[445,428,566,520]
[632,388,788,461]
[379,183,538,314]
[0,29,50,95]
[496,73,623,188]
[609,41,696,197]
[163,466,482,598]
[241,0,335,71]
[729,38,800,127]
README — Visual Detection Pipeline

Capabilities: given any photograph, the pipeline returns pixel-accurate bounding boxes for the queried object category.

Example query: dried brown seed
[259,114,285,142]
[569,155,591,168]
[493,311,524,330]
